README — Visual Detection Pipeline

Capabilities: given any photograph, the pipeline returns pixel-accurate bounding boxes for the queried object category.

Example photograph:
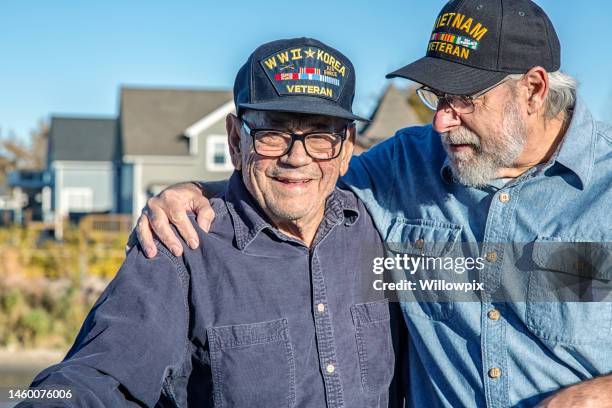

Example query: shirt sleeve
[340,135,398,234]
[16,244,190,408]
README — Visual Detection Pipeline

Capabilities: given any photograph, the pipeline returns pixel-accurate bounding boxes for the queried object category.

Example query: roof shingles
[357,84,431,152]
[120,87,233,156]
[48,117,117,162]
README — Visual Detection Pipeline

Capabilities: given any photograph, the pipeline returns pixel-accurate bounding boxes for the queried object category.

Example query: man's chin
[447,148,477,164]
[267,205,314,222]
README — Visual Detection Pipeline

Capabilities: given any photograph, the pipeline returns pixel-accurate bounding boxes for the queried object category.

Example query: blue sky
[1,0,611,141]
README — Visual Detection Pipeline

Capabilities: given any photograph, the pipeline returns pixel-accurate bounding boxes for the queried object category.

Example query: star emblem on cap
[304,48,315,58]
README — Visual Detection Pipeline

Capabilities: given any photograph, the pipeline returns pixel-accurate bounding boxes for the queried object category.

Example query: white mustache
[442,128,481,151]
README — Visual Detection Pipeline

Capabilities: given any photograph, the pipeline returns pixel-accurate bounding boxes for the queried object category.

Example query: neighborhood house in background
[6,84,428,237]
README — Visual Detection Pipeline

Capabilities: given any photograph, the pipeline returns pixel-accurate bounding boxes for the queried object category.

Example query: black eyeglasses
[416,76,513,114]
[241,121,347,160]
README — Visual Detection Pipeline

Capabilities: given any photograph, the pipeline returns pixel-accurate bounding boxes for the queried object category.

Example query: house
[117,87,234,221]
[356,84,432,154]
[22,83,429,233]
[47,116,119,219]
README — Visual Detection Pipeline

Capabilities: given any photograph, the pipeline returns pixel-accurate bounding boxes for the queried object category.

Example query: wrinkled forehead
[242,109,350,131]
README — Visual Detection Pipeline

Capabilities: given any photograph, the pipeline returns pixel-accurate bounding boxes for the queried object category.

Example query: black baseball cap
[387,0,561,95]
[234,37,367,122]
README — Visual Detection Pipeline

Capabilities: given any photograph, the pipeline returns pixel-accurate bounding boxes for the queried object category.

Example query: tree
[0,119,48,176]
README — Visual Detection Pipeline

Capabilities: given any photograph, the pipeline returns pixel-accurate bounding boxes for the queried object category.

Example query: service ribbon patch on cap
[260,46,348,101]
[427,12,489,61]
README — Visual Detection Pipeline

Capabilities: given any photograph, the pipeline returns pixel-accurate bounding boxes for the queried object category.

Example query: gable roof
[48,116,118,162]
[357,84,431,150]
[120,87,233,156]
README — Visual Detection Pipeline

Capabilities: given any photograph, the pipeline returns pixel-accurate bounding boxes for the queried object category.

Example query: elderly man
[18,38,402,408]
[136,0,612,407]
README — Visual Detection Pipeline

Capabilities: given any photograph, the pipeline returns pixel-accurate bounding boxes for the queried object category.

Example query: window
[206,135,233,171]
[213,143,225,164]
[62,187,93,213]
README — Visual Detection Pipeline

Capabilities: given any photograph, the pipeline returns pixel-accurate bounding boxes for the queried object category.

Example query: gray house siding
[51,162,115,215]
[126,153,233,223]
[47,116,119,219]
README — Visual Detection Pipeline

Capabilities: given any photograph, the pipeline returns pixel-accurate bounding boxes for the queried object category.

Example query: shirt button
[326,364,335,374]
[487,309,501,321]
[499,192,510,203]
[415,239,425,250]
[488,367,502,379]
[486,251,498,263]
[317,303,325,313]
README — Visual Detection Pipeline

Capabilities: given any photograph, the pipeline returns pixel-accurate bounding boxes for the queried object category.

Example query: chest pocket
[207,318,296,407]
[386,218,462,321]
[526,237,612,345]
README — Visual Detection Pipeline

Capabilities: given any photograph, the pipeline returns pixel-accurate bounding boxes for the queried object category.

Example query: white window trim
[206,135,233,172]
[184,100,235,156]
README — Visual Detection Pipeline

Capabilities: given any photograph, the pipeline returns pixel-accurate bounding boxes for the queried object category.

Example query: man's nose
[279,138,311,166]
[432,101,462,133]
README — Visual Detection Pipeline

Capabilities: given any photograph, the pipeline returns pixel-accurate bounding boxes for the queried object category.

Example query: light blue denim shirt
[341,98,612,407]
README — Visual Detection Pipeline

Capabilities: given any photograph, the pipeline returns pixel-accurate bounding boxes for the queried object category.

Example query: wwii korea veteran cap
[387,0,561,95]
[234,37,367,121]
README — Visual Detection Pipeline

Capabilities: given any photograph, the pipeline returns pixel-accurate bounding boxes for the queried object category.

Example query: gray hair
[506,71,577,119]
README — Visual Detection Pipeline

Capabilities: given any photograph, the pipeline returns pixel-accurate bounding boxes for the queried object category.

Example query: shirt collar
[439,97,595,190]
[224,171,360,250]
[550,97,595,190]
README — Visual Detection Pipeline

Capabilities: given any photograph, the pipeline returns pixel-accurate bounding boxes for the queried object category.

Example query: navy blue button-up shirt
[20,173,400,408]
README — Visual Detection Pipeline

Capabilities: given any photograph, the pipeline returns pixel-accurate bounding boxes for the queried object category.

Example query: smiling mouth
[272,177,313,185]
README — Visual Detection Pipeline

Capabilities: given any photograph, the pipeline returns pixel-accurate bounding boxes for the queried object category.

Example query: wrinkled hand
[536,376,612,408]
[134,182,214,258]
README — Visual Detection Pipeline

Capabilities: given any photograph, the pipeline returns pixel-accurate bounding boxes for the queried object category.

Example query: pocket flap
[351,299,390,325]
[386,218,461,257]
[207,318,289,349]
[533,237,612,280]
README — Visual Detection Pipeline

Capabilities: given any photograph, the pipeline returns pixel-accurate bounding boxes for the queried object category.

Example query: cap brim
[386,56,508,95]
[239,97,368,122]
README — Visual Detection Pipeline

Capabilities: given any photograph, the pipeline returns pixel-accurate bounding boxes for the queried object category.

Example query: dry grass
[0,225,127,350]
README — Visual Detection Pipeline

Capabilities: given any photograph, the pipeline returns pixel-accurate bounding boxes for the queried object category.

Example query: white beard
[441,101,527,187]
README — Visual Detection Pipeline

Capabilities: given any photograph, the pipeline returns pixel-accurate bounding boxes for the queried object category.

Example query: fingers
[167,206,200,250]
[136,213,157,258]
[147,199,184,257]
[194,196,216,233]
[135,181,211,258]
[156,186,201,248]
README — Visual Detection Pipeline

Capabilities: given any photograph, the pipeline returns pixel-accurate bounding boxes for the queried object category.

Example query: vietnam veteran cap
[386,0,561,95]
[234,37,367,121]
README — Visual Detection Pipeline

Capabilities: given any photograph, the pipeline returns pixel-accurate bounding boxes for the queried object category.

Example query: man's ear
[226,113,242,170]
[522,66,549,116]
[339,124,355,175]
